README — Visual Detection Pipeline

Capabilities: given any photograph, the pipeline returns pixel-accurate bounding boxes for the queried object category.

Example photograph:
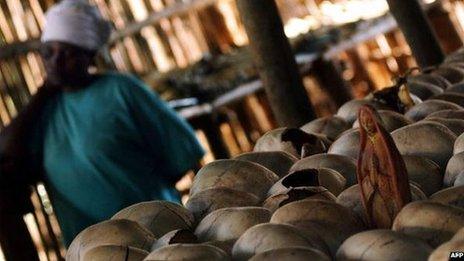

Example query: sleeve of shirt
[119,74,205,180]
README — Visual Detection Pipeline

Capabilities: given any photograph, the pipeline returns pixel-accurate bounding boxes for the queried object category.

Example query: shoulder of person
[100,71,145,87]
[99,72,166,107]
[100,71,156,96]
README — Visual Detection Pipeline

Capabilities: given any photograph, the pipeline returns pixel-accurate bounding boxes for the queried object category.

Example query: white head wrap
[41,0,112,51]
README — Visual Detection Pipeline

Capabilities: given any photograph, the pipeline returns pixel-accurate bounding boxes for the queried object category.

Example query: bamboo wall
[0,0,254,128]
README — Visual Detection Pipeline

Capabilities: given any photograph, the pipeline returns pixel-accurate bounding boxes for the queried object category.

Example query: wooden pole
[235,0,315,127]
[0,39,40,60]
[386,0,445,68]
[311,57,353,108]
[194,114,230,159]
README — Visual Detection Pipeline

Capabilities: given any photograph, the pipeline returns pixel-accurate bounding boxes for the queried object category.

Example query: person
[0,0,204,247]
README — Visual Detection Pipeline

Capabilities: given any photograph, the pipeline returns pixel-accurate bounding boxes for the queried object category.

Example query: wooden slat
[149,0,188,68]
[11,58,33,102]
[28,0,46,30]
[0,2,18,42]
[187,12,210,53]
[31,186,64,261]
[116,0,150,72]
[0,71,12,126]
[0,61,24,113]
[22,0,42,38]
[0,67,13,112]
[167,0,204,62]
[0,0,217,61]
[6,0,30,41]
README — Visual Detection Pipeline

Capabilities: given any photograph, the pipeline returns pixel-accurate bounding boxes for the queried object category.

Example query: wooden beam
[311,57,353,108]
[0,39,40,60]
[386,0,445,68]
[324,15,397,60]
[235,0,315,128]
[188,113,230,159]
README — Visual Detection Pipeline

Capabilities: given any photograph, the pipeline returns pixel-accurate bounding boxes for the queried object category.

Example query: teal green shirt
[38,72,204,246]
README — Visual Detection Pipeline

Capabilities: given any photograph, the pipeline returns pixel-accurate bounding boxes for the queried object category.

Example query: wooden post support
[236,0,315,128]
[189,113,230,160]
[386,0,445,68]
[202,113,230,160]
[311,57,353,108]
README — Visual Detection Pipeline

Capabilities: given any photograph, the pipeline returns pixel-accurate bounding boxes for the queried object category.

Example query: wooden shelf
[177,14,399,120]
[324,15,397,60]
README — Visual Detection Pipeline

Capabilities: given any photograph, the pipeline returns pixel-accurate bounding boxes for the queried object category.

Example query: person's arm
[0,86,58,188]
[120,75,205,185]
[0,85,58,213]
[1,87,56,150]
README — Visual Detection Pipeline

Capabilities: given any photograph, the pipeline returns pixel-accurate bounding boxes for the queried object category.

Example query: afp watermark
[450,252,464,260]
